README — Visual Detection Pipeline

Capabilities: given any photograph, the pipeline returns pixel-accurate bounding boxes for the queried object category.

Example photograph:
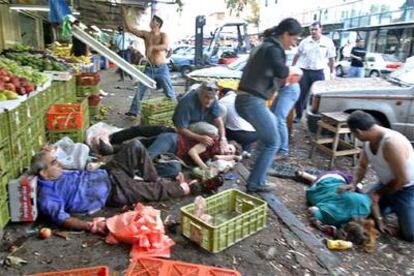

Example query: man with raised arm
[120,6,176,118]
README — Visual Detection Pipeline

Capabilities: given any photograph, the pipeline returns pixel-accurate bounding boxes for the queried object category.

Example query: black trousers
[105,140,184,206]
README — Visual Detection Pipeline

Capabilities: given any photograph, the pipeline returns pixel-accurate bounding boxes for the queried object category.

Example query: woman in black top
[235,18,302,193]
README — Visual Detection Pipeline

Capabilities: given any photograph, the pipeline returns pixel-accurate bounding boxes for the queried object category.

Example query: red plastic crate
[88,95,101,107]
[29,265,109,276]
[126,257,241,276]
[76,72,101,86]
[46,103,84,130]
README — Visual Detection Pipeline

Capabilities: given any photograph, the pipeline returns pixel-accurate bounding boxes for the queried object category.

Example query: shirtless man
[121,6,176,117]
[342,111,414,242]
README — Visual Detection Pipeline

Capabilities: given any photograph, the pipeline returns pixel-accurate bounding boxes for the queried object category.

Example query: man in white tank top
[343,110,414,242]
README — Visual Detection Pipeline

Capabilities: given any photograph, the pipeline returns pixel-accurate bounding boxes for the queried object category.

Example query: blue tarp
[49,0,72,23]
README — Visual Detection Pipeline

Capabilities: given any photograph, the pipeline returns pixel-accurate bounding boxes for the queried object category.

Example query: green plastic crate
[141,97,176,117]
[0,174,10,201]
[76,85,100,97]
[0,198,10,229]
[141,111,174,127]
[0,111,9,143]
[0,144,12,176]
[181,189,267,253]
[47,128,85,143]
[7,101,28,135]
[89,105,101,117]
[26,94,40,120]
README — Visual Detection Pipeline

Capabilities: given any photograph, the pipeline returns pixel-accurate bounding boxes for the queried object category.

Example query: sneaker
[274,152,289,160]
[293,118,301,123]
[247,182,277,193]
[124,112,138,118]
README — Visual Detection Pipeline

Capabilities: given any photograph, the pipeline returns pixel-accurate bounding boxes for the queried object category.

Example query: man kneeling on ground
[31,140,199,233]
[344,110,414,242]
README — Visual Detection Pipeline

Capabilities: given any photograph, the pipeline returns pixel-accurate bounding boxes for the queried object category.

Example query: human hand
[337,184,355,193]
[220,139,229,154]
[370,192,380,203]
[89,217,107,235]
[199,135,214,146]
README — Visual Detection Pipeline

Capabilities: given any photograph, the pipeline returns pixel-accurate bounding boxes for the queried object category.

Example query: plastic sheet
[105,203,175,259]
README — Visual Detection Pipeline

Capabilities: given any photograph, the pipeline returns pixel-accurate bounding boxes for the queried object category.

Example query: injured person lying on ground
[90,122,243,175]
[31,139,201,233]
[297,170,382,252]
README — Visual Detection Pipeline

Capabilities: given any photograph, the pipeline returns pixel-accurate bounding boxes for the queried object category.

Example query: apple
[4,83,15,91]
[3,76,10,82]
[24,84,34,93]
[39,227,52,239]
[16,87,26,95]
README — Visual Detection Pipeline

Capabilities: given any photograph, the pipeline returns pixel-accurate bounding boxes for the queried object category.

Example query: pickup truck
[307,61,414,142]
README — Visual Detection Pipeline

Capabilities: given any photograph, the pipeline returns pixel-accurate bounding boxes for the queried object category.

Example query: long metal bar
[71,24,156,89]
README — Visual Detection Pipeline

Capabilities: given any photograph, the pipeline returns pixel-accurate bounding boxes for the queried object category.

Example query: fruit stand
[0,47,94,231]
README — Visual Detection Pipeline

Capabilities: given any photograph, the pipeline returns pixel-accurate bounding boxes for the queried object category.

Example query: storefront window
[367,30,378,53]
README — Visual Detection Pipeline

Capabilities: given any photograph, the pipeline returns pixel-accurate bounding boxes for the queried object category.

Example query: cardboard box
[8,175,38,222]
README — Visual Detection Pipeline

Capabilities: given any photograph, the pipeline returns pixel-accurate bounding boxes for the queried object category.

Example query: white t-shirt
[219,91,255,132]
[296,35,336,71]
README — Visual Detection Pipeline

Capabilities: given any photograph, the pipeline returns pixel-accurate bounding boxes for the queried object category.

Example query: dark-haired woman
[235,18,302,193]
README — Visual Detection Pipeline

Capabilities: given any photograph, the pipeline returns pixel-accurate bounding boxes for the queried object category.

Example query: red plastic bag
[105,203,175,259]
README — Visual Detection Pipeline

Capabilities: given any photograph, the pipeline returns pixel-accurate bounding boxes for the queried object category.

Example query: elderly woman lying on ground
[298,170,383,252]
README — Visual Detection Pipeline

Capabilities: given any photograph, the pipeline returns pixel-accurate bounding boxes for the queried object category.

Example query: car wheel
[180,66,191,77]
[369,70,380,78]
[335,65,344,77]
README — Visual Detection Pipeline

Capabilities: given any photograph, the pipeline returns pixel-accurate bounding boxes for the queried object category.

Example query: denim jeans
[368,182,414,242]
[128,64,176,115]
[270,83,300,155]
[146,132,178,160]
[348,66,365,78]
[235,94,279,189]
[295,69,325,120]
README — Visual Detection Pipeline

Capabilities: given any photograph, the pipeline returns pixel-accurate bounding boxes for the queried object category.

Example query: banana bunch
[50,45,92,64]
[69,55,91,64]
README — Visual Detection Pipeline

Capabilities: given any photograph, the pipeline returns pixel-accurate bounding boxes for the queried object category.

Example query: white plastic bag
[54,137,90,170]
[85,122,121,152]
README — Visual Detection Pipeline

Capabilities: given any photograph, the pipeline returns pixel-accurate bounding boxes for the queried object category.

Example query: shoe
[97,139,114,156]
[247,182,277,193]
[293,118,301,123]
[274,152,289,160]
[124,112,138,118]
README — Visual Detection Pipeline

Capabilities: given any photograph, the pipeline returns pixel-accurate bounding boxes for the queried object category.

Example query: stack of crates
[76,73,101,117]
[46,97,89,143]
[0,111,11,229]
[141,97,176,127]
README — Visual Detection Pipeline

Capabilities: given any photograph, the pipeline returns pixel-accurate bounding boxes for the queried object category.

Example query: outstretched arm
[188,143,208,169]
[120,6,147,39]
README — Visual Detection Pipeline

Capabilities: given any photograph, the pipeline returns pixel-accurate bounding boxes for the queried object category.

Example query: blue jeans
[348,66,364,78]
[235,94,280,189]
[368,183,414,242]
[295,69,325,120]
[128,64,176,115]
[270,83,300,154]
[147,132,178,160]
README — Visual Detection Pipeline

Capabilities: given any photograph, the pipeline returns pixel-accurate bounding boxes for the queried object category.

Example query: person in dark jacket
[235,18,302,193]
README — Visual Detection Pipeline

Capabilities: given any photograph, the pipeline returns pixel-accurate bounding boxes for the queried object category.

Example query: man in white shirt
[292,22,336,122]
[219,88,257,152]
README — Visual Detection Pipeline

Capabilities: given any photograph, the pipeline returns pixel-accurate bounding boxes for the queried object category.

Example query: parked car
[186,55,248,81]
[335,53,403,77]
[307,59,414,142]
[169,46,196,76]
